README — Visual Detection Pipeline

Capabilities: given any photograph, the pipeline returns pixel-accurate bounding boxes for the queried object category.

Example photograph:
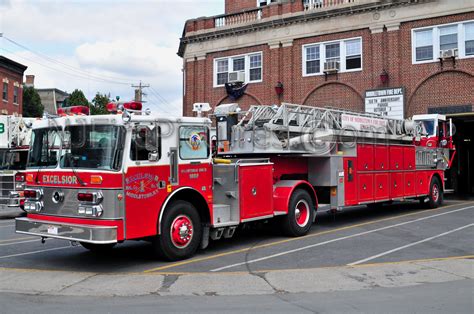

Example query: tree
[22,86,44,117]
[91,92,110,115]
[64,89,89,107]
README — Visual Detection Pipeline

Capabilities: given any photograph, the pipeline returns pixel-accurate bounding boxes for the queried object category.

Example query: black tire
[154,200,202,261]
[80,242,116,253]
[281,189,314,237]
[425,176,443,209]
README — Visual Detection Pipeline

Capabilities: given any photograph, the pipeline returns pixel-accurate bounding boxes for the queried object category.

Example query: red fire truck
[16,102,454,260]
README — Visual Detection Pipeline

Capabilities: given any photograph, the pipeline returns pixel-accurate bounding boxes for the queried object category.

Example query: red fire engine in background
[16,102,455,260]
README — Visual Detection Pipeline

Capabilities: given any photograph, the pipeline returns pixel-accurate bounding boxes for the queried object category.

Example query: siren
[106,102,118,113]
[123,101,142,111]
[57,106,90,116]
[106,101,142,114]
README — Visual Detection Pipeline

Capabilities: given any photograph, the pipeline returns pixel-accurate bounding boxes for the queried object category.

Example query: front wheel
[281,189,315,237]
[154,200,202,261]
[424,176,443,209]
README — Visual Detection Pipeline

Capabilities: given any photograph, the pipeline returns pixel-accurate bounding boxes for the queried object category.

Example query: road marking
[0,239,41,247]
[0,224,14,228]
[210,205,474,272]
[347,223,474,266]
[143,202,473,273]
[0,246,75,259]
[0,237,35,244]
[147,255,474,276]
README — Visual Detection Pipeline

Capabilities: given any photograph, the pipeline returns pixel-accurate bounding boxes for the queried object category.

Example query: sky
[0,0,223,115]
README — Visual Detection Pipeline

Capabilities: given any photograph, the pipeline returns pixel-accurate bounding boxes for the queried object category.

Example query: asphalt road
[0,200,473,274]
[1,200,473,313]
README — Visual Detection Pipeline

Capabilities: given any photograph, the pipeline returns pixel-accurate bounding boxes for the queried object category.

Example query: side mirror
[148,151,159,162]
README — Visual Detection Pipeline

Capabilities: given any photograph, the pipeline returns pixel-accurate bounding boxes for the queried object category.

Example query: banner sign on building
[365,87,404,119]
[341,114,388,132]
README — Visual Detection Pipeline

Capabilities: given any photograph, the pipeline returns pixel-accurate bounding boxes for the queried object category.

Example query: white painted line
[210,205,474,272]
[348,223,474,266]
[0,246,75,259]
[0,239,41,247]
[0,224,14,228]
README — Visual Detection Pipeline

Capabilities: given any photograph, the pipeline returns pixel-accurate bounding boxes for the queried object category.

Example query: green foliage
[22,86,44,117]
[64,89,89,107]
[91,92,110,115]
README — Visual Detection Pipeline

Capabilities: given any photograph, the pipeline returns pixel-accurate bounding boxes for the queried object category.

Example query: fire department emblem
[125,173,160,199]
[189,132,202,151]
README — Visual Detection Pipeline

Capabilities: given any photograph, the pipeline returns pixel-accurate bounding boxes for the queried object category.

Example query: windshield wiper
[67,154,86,186]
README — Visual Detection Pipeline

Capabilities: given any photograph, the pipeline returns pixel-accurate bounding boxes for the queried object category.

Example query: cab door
[124,123,169,239]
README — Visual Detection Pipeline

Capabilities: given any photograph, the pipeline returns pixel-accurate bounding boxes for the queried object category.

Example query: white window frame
[302,36,363,77]
[257,0,277,7]
[411,20,474,64]
[213,52,263,88]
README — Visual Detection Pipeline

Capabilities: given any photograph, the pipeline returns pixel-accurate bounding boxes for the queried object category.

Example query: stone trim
[181,0,473,59]
[386,22,401,32]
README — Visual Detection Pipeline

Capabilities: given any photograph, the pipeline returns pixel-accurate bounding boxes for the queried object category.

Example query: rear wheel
[424,176,443,209]
[154,200,202,261]
[80,242,116,253]
[281,189,314,237]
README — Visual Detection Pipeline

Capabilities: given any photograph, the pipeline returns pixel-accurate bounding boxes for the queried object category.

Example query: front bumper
[15,217,118,244]
[7,192,23,208]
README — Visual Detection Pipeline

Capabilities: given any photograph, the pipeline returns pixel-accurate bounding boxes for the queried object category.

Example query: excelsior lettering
[43,175,78,185]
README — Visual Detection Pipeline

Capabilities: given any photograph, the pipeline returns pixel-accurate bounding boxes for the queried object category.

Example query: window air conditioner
[324,60,340,73]
[228,71,245,83]
[440,48,458,59]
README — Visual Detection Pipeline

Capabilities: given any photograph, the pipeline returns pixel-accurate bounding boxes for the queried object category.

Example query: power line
[2,35,133,84]
[0,46,131,86]
[149,86,171,105]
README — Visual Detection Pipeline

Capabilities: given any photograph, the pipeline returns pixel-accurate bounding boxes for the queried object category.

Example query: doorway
[448,113,474,195]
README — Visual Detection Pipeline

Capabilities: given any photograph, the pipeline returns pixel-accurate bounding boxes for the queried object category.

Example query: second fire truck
[16,102,454,260]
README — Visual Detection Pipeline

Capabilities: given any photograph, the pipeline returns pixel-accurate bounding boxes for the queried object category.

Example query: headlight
[78,205,103,217]
[24,201,44,212]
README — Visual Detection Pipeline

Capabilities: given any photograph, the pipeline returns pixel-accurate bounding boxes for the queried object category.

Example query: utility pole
[131,81,150,102]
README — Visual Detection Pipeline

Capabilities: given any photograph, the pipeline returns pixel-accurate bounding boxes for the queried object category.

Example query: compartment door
[344,158,358,206]
[403,146,416,170]
[390,172,404,199]
[389,146,404,170]
[416,171,429,196]
[358,174,374,203]
[374,173,389,201]
[239,165,274,220]
[404,172,416,197]
[374,145,389,171]
[357,144,374,171]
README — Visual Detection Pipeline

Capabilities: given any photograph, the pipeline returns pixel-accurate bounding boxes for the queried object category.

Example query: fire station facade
[179,0,474,194]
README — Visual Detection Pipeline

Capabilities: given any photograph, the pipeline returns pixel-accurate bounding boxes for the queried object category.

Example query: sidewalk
[0,258,472,297]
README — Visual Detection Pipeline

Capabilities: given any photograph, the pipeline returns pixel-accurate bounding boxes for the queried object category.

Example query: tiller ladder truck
[16,102,454,260]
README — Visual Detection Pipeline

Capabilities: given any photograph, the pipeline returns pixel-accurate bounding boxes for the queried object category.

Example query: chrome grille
[0,175,14,205]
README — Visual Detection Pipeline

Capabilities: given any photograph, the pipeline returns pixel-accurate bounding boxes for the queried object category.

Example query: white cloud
[0,0,223,116]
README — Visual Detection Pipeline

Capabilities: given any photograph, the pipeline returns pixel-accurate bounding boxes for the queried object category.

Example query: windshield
[0,150,29,170]
[27,125,125,170]
[419,120,436,136]
[27,127,62,168]
[61,125,124,170]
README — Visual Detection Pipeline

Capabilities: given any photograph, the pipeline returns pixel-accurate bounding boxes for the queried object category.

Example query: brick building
[179,0,474,194]
[0,56,27,116]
